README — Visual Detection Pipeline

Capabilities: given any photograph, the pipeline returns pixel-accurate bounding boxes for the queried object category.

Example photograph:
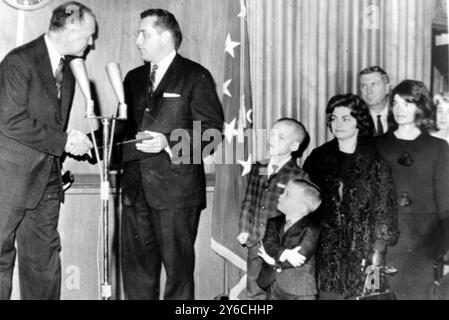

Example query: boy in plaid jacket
[237,118,310,300]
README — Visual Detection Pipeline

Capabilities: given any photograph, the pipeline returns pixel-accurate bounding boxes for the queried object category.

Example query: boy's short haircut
[274,118,307,145]
[291,179,322,212]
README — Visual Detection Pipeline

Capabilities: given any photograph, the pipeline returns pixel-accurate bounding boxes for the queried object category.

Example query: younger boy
[237,118,309,300]
[257,179,321,300]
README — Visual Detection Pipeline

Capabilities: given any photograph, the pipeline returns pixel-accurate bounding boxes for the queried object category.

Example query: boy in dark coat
[257,179,321,300]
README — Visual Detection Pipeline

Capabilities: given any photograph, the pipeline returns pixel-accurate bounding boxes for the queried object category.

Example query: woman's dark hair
[140,9,183,51]
[326,93,374,137]
[390,80,434,132]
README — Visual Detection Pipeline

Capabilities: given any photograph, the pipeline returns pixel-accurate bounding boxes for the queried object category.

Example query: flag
[211,0,253,300]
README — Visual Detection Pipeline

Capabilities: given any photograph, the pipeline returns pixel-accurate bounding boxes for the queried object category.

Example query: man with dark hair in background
[359,66,397,136]
[119,9,223,300]
[0,1,95,300]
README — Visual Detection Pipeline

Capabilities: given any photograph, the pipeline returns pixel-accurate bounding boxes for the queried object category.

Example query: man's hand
[65,130,93,156]
[258,243,275,265]
[279,246,306,267]
[236,232,249,246]
[135,130,168,153]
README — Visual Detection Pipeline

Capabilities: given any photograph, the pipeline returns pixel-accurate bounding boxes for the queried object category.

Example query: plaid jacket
[239,158,309,248]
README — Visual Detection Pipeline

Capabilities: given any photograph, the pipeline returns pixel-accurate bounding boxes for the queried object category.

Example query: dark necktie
[55,57,65,100]
[149,64,158,97]
[376,115,384,136]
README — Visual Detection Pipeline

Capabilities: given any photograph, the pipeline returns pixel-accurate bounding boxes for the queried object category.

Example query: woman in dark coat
[375,80,449,300]
[303,94,399,299]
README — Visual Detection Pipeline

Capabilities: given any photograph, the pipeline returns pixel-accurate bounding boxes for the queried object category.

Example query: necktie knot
[270,164,279,176]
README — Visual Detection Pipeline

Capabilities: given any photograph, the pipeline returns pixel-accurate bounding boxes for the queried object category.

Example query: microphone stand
[87,110,126,300]
[70,58,127,300]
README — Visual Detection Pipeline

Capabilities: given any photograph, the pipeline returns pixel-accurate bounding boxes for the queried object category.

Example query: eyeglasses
[397,152,414,167]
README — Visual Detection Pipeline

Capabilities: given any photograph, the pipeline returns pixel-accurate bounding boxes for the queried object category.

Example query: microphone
[70,58,96,118]
[106,62,127,120]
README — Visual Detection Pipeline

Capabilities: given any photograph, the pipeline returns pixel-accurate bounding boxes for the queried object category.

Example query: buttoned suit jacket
[120,54,224,210]
[0,35,74,209]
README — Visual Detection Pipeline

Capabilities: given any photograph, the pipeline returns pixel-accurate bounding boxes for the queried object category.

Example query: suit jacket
[120,54,223,210]
[257,215,320,296]
[0,35,74,209]
[239,159,309,248]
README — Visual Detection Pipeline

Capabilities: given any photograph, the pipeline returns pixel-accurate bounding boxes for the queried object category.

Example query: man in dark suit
[0,2,95,300]
[359,66,397,136]
[257,179,321,300]
[119,9,224,300]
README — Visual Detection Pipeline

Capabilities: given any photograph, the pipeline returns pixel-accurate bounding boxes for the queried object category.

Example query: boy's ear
[290,141,300,152]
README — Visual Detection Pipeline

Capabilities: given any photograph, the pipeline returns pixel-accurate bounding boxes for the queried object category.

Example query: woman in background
[376,80,449,299]
[431,93,449,144]
[304,93,398,299]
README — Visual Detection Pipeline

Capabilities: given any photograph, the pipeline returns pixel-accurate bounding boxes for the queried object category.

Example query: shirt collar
[284,216,302,231]
[370,103,389,118]
[268,155,292,175]
[44,34,64,77]
[152,50,176,76]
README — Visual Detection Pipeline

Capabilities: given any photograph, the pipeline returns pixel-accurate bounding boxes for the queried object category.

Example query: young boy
[257,179,321,300]
[237,118,309,300]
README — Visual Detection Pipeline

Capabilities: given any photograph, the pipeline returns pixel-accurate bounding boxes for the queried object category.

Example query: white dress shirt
[152,50,177,90]
[44,34,64,77]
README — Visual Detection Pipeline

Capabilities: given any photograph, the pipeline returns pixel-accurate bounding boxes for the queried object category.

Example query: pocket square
[163,92,181,98]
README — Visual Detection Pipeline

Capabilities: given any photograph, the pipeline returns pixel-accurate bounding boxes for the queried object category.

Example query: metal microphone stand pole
[100,116,112,300]
[87,102,126,300]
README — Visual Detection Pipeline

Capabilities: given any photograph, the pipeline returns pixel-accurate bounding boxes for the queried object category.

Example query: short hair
[49,1,95,31]
[274,117,307,144]
[390,80,434,132]
[359,66,390,84]
[434,92,449,107]
[326,93,374,137]
[433,93,449,132]
[290,179,322,213]
[140,9,183,51]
